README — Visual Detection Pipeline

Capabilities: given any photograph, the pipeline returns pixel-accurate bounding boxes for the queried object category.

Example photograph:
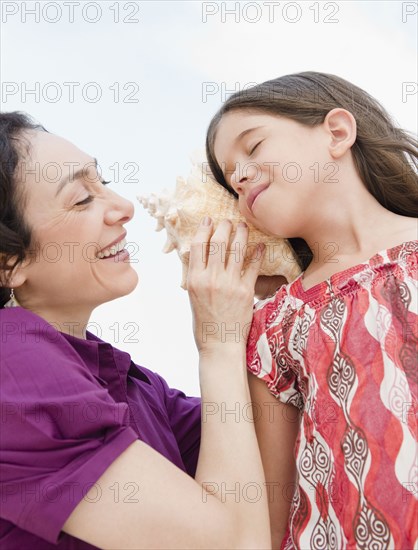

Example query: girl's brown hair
[206,71,418,271]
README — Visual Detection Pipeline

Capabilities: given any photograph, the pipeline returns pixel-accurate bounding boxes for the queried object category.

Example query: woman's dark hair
[206,71,418,271]
[0,112,47,308]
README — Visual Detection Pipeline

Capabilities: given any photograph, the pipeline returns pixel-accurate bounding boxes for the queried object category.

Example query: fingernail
[201,216,211,226]
[258,243,265,252]
[238,222,247,228]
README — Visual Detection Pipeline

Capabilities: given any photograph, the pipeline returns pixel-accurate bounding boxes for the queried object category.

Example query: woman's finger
[188,217,214,274]
[242,243,266,288]
[225,221,248,273]
[206,219,233,270]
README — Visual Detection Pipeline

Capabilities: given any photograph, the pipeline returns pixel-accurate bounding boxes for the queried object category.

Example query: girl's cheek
[243,208,258,225]
[239,199,250,218]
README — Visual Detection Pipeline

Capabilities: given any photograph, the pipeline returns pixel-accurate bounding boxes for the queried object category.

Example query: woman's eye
[74,180,111,206]
[75,196,94,207]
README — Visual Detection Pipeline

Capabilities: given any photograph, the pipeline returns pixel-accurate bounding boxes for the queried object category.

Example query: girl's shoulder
[285,238,417,307]
[302,225,417,291]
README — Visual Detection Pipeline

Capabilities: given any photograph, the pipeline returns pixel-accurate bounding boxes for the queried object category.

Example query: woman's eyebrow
[55,158,98,197]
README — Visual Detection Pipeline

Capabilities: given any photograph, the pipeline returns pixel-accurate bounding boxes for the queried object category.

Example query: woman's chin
[112,271,139,300]
[124,271,139,293]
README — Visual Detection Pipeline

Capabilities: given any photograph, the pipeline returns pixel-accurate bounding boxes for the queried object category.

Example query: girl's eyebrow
[55,158,98,197]
[234,126,264,144]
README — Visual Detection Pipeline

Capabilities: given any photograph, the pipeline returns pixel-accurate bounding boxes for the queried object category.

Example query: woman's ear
[0,256,29,289]
[323,108,357,159]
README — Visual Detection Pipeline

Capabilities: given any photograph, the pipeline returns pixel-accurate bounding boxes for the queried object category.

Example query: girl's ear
[323,108,357,159]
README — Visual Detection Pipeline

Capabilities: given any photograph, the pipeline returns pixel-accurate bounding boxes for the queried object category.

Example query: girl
[205,71,418,550]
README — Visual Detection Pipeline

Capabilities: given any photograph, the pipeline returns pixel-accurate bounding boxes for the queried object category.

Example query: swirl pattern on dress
[245,241,418,549]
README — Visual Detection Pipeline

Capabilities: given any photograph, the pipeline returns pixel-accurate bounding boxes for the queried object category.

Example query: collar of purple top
[1,306,150,387]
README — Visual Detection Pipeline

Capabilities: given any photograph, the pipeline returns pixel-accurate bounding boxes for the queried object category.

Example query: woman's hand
[187,217,265,356]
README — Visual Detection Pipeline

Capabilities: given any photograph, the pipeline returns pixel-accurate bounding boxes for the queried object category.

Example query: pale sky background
[1,0,417,396]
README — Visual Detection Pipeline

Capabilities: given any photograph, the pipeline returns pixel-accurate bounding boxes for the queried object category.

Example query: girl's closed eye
[249,140,263,156]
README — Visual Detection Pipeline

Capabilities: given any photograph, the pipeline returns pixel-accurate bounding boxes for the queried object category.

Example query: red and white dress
[247,240,418,550]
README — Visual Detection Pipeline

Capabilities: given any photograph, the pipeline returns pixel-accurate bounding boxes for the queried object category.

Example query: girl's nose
[234,175,248,194]
[231,163,260,194]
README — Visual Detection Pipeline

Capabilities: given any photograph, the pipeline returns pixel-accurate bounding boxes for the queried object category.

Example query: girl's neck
[299,172,416,266]
[301,214,417,289]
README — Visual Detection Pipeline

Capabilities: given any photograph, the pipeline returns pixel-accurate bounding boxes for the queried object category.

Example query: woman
[0,112,272,549]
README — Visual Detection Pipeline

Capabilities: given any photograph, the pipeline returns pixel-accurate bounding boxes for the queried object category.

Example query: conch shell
[137,152,301,289]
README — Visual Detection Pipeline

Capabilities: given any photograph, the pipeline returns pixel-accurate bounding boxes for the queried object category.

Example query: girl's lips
[247,183,270,212]
[100,249,130,261]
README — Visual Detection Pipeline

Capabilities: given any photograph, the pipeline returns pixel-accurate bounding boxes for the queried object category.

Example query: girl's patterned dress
[247,240,417,550]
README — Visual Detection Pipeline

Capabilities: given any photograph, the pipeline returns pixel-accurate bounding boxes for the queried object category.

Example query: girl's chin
[252,221,281,237]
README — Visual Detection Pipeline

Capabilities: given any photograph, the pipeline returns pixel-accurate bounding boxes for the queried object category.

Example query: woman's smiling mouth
[97,237,128,259]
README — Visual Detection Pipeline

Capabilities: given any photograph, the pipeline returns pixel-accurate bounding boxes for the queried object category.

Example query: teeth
[97,237,127,259]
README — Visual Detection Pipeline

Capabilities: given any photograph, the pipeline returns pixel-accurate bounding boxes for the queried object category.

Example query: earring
[4,288,18,308]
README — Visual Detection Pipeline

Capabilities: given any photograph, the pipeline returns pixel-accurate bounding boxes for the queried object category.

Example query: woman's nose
[105,190,135,224]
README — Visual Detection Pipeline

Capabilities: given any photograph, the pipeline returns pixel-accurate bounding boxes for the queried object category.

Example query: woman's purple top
[0,307,201,549]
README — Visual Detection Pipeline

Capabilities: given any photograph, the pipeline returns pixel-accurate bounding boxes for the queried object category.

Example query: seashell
[137,152,302,289]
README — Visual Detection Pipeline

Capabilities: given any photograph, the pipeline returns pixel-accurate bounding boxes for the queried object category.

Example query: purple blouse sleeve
[155,376,201,478]
[0,325,138,545]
